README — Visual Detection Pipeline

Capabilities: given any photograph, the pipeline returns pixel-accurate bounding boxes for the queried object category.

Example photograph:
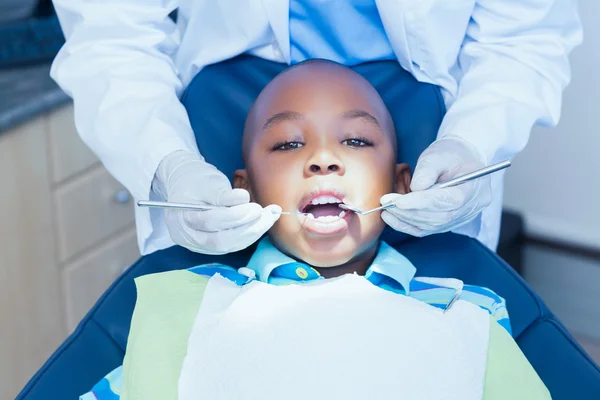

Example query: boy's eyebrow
[262,111,304,131]
[342,109,382,131]
[261,109,382,132]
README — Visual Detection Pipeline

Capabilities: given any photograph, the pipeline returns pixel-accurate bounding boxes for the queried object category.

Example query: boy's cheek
[358,179,396,209]
[266,225,298,259]
[254,176,298,208]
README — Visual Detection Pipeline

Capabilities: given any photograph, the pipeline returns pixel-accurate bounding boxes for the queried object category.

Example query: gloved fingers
[410,136,487,192]
[436,163,466,186]
[388,211,453,231]
[215,188,251,207]
[184,204,281,253]
[388,197,479,228]
[386,200,482,232]
[380,193,402,206]
[380,137,492,235]
[379,193,460,228]
[262,204,283,219]
[410,156,447,192]
[403,212,474,232]
[169,162,247,207]
[180,202,265,232]
[380,187,486,231]
[382,185,475,213]
[380,211,426,237]
[219,204,281,252]
[228,204,282,247]
[183,203,281,238]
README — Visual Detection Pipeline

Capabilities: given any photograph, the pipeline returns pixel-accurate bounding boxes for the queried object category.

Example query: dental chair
[17,56,600,400]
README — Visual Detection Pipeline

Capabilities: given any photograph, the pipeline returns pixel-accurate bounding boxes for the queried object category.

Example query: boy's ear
[233,169,254,201]
[394,163,412,194]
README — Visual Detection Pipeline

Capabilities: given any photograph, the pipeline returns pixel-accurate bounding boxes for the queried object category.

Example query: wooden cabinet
[54,167,135,262]
[0,104,140,399]
[0,117,63,399]
[62,228,139,332]
[47,105,98,184]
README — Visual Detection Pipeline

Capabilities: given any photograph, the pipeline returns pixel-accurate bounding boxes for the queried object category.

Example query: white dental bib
[178,274,490,400]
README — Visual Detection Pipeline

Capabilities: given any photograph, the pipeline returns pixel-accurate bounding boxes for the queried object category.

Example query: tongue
[308,204,341,218]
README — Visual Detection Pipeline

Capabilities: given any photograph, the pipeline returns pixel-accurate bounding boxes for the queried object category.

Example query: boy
[82,60,548,400]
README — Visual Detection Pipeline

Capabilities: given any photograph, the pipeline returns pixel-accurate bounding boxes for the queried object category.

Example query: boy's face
[235,63,410,268]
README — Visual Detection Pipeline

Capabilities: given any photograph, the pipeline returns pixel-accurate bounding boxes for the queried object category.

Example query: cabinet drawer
[63,228,139,332]
[47,103,99,184]
[54,165,135,262]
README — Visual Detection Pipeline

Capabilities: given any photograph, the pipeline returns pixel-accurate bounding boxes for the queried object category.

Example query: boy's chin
[299,247,357,268]
[305,256,352,269]
[297,234,381,269]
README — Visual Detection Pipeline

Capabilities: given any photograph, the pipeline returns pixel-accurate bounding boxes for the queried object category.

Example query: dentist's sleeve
[438,0,582,163]
[51,0,199,254]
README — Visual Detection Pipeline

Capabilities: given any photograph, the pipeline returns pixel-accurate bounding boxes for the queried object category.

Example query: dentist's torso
[174,0,474,102]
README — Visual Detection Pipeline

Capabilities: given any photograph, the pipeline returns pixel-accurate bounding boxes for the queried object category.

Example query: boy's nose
[305,150,345,176]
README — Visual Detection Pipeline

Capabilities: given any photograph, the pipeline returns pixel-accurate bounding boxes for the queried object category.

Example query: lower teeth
[316,215,336,222]
[308,211,347,222]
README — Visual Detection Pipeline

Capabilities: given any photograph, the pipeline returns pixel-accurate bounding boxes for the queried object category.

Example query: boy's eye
[342,137,373,147]
[272,141,304,151]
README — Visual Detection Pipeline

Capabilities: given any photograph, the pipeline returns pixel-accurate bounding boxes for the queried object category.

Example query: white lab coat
[51,0,581,255]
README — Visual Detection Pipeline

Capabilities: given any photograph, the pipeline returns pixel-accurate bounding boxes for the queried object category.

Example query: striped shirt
[242,238,511,334]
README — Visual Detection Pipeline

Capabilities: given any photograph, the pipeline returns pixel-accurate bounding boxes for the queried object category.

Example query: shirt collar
[246,238,417,293]
[365,241,417,294]
[246,237,299,282]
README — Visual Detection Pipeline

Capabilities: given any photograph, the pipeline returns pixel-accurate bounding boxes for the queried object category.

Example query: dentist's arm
[382,0,582,237]
[52,0,279,255]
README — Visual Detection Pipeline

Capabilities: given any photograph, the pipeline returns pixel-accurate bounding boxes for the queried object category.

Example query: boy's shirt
[247,238,511,334]
[81,239,511,400]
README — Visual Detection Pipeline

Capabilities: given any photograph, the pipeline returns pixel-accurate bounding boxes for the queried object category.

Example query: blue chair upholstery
[17,56,600,399]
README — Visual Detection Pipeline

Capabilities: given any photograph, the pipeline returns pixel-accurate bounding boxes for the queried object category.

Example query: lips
[297,189,352,236]
[300,212,351,236]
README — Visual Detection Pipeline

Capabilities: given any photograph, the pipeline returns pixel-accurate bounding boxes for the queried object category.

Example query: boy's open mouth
[300,195,347,222]
[298,191,351,235]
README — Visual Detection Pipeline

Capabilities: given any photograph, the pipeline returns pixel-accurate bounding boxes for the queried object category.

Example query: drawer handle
[113,190,131,204]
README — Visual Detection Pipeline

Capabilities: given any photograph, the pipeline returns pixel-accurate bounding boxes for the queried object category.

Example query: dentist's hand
[153,151,281,254]
[380,137,492,237]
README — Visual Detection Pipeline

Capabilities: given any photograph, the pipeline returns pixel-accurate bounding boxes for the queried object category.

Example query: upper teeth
[310,196,342,205]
